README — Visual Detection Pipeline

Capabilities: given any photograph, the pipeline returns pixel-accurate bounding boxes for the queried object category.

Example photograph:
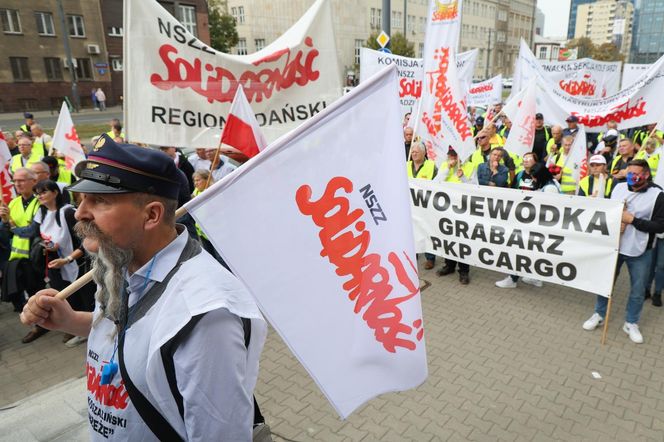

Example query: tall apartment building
[567,0,594,40]
[222,0,536,81]
[630,0,664,63]
[0,1,111,112]
[574,0,633,57]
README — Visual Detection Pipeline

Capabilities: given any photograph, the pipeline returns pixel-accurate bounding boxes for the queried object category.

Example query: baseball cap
[23,112,34,119]
[589,155,607,165]
[566,115,579,123]
[535,113,543,120]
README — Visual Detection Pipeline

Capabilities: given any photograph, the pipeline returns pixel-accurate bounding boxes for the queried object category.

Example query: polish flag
[220,86,267,158]
[0,132,15,204]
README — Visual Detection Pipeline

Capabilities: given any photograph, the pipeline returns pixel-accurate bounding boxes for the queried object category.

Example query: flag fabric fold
[503,81,537,158]
[0,132,15,204]
[185,65,427,419]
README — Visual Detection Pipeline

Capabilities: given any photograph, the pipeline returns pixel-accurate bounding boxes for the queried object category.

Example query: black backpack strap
[161,315,265,425]
[118,329,184,441]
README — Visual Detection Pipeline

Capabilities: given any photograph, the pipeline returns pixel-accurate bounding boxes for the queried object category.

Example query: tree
[592,42,624,62]
[365,32,416,58]
[208,6,238,53]
[566,37,595,59]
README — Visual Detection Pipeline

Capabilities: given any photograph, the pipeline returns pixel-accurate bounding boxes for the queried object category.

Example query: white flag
[567,127,588,183]
[185,65,427,418]
[414,0,475,163]
[503,81,537,158]
[52,102,86,170]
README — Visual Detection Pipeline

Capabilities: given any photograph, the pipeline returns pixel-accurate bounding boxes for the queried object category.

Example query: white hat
[589,154,607,165]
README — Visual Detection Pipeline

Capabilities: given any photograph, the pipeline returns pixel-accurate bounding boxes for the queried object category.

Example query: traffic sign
[376,31,390,48]
[378,47,392,54]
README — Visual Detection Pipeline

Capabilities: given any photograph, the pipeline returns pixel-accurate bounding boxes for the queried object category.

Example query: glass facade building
[631,0,664,63]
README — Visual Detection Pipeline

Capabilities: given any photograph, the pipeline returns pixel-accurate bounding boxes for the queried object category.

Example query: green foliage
[365,32,416,58]
[208,6,239,53]
[566,37,624,62]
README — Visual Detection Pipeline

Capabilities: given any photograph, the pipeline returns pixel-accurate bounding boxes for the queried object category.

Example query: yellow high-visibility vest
[10,152,41,174]
[555,153,576,194]
[407,160,436,180]
[578,176,612,198]
[8,196,40,261]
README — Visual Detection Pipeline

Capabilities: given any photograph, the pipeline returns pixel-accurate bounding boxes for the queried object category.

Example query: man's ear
[143,201,165,231]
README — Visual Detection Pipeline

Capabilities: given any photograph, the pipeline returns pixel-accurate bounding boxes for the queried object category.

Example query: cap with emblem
[67,134,180,199]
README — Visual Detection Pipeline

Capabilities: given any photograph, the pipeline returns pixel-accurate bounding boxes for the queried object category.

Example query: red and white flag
[52,102,86,170]
[186,65,427,418]
[503,81,537,158]
[0,132,15,204]
[567,127,589,183]
[413,0,475,163]
[220,86,267,159]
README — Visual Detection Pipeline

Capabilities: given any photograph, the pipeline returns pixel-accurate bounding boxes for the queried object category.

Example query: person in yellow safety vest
[498,116,512,140]
[484,123,505,148]
[41,156,74,186]
[633,123,664,148]
[0,168,44,320]
[635,138,662,179]
[596,121,625,144]
[545,125,564,159]
[463,129,493,177]
[611,138,637,189]
[471,116,484,138]
[29,124,51,157]
[11,136,42,174]
[407,141,438,270]
[19,112,35,135]
[436,147,466,184]
[578,155,613,198]
[106,118,126,142]
[407,141,438,180]
[551,135,578,194]
[532,113,551,162]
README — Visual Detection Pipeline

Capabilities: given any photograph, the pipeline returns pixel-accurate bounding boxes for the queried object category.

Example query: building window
[44,57,63,80]
[75,58,92,80]
[177,5,197,36]
[255,38,265,51]
[407,15,414,33]
[237,6,245,24]
[539,46,547,59]
[497,31,506,43]
[419,42,424,57]
[354,39,363,65]
[1,9,21,34]
[9,57,30,81]
[35,12,55,36]
[67,15,85,37]
[237,38,247,55]
[392,11,402,28]
[420,17,426,32]
[498,10,507,22]
[111,58,123,71]
[108,26,123,37]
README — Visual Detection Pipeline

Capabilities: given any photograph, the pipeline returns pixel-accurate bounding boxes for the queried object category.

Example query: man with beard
[20,134,267,440]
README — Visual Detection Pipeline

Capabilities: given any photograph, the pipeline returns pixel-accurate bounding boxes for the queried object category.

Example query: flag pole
[55,205,189,300]
[205,136,224,189]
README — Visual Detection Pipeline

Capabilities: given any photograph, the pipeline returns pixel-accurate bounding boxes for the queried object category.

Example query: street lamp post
[56,0,80,112]
[382,0,391,50]
[485,29,493,80]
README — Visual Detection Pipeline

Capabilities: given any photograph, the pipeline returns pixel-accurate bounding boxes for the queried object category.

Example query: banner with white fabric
[467,75,503,107]
[52,102,87,170]
[125,0,341,147]
[539,59,621,98]
[414,0,475,164]
[410,180,622,297]
[359,48,477,115]
[621,63,653,90]
[502,81,537,158]
[511,40,664,132]
[186,66,427,418]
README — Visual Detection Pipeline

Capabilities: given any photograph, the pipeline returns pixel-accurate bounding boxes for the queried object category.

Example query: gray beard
[74,221,133,325]
[90,245,133,325]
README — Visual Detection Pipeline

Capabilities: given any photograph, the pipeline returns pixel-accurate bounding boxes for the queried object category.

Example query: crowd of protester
[1,113,241,345]
[405,105,664,344]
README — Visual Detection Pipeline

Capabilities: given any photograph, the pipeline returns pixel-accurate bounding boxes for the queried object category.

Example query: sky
[538,0,572,38]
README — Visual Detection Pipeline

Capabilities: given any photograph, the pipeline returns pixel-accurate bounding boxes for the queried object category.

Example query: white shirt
[86,228,266,441]
[187,154,211,172]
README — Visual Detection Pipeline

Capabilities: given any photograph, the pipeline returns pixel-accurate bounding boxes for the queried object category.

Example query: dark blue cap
[68,134,180,200]
[475,116,485,126]
[24,112,34,119]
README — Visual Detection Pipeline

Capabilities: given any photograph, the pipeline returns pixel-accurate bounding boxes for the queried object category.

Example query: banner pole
[54,206,189,300]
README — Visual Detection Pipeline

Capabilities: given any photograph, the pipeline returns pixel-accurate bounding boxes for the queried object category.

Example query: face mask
[627,172,645,186]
